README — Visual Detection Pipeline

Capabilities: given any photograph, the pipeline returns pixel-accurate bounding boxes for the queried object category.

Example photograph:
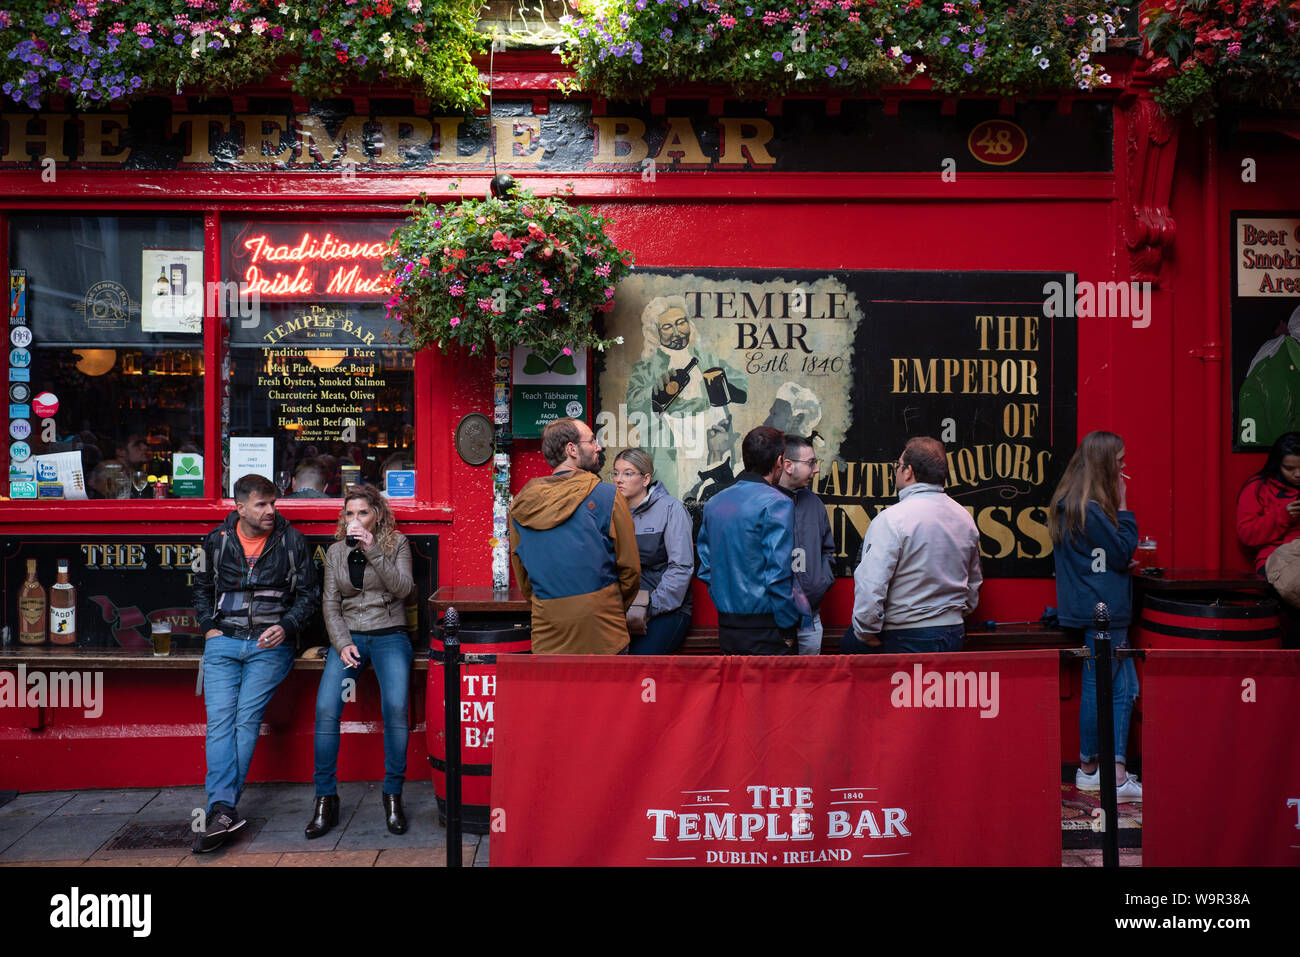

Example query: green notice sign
[512,347,587,438]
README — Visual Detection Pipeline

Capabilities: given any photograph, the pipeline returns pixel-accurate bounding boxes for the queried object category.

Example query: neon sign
[226,224,398,300]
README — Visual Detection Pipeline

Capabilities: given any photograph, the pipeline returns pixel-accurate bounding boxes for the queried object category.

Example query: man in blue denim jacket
[697,426,803,654]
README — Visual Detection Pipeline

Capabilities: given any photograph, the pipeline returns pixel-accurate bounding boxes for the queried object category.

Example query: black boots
[383,793,407,835]
[304,795,339,839]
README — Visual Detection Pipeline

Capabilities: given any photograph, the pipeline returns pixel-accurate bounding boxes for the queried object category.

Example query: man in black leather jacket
[190,473,318,852]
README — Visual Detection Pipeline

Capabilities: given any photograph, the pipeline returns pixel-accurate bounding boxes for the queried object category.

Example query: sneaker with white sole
[191,802,246,853]
[1115,775,1143,803]
[1074,767,1100,791]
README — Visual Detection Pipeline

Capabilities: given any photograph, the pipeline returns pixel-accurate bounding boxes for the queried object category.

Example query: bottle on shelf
[18,558,46,645]
[49,559,77,645]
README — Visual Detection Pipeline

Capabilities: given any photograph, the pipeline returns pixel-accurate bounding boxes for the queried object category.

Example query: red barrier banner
[490,652,1061,866]
[1142,650,1300,866]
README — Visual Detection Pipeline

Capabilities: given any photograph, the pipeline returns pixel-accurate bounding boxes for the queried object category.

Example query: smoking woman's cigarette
[1121,472,1132,480]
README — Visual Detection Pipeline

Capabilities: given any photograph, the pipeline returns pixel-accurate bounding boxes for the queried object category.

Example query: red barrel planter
[1133,594,1283,651]
[1129,593,1283,762]
[426,617,531,834]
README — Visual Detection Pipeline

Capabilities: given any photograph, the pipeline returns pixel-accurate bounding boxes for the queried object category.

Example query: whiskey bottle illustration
[652,357,699,415]
[49,559,77,645]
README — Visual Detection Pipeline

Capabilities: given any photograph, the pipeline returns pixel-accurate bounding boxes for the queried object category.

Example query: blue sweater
[1053,503,1139,628]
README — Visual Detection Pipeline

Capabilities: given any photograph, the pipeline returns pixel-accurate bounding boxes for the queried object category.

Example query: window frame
[1,203,452,522]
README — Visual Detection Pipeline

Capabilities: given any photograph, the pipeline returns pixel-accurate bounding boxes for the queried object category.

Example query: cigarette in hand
[1121,472,1132,480]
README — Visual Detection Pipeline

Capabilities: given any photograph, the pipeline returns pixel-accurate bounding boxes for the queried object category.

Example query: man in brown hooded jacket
[509,417,641,654]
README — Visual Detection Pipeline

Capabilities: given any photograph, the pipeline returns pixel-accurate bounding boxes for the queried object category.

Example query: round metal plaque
[455,413,495,466]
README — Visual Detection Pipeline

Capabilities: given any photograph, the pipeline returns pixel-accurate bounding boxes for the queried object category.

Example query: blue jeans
[1079,627,1138,765]
[840,623,965,654]
[314,632,413,796]
[202,634,294,812]
[630,609,691,655]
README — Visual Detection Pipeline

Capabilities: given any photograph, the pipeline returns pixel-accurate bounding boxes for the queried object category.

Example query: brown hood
[509,469,603,530]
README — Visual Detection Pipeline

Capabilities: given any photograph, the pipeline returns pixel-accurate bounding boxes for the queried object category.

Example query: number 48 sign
[968,120,1028,167]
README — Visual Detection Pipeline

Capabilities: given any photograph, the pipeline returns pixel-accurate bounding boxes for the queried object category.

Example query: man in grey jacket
[778,435,835,655]
[844,437,982,654]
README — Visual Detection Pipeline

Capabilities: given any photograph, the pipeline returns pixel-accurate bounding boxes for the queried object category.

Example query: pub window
[8,214,206,500]
[220,218,415,499]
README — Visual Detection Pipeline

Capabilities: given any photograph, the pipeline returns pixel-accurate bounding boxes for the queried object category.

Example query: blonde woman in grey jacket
[305,484,414,840]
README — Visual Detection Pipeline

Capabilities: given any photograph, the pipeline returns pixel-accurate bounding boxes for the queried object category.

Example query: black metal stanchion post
[1092,602,1119,868]
[443,606,463,867]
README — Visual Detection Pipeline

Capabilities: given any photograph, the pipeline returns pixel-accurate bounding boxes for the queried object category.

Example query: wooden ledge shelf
[0,646,431,671]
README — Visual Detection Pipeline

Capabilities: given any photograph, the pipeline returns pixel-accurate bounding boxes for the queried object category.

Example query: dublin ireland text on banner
[1142,649,1300,867]
[489,653,1061,866]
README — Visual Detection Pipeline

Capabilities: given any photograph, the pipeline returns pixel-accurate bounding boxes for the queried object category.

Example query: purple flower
[840,58,847,69]
[825,65,837,76]
[140,36,154,48]
[80,77,93,90]
[940,35,950,45]
[901,54,912,63]
[975,25,985,34]
[962,62,974,73]
[43,13,60,26]
[109,85,124,98]
[958,43,969,52]
[174,34,184,44]
[311,29,322,41]
[660,27,673,39]
[270,26,284,38]
[772,50,782,61]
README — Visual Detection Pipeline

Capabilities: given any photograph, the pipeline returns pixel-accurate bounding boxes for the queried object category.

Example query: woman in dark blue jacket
[1049,430,1142,803]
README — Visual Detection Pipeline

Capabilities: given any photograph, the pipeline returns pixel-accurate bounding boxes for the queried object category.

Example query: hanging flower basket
[383,187,635,355]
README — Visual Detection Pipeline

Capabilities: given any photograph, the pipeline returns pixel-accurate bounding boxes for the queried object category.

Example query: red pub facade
[1,47,1297,789]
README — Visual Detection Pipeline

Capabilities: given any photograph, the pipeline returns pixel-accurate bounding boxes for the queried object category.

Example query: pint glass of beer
[1135,537,1159,572]
[151,620,172,657]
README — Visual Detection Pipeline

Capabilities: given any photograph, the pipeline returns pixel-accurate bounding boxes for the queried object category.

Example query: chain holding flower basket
[384,187,635,356]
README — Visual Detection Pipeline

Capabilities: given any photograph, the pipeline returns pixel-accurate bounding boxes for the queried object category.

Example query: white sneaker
[1075,767,1100,791]
[1116,774,1143,803]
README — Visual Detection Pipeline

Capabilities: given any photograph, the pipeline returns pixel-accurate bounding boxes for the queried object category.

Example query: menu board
[222,218,414,490]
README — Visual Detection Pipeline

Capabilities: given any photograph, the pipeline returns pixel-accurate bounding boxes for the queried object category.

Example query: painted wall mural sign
[0,100,1111,173]
[594,269,1077,578]
[1231,211,1300,451]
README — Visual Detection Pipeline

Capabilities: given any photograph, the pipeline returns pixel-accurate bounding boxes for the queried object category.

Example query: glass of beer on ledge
[151,620,172,657]
[1136,537,1159,572]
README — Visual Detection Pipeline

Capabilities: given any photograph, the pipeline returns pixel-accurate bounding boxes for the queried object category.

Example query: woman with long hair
[305,484,414,838]
[1236,431,1300,574]
[611,448,694,654]
[1049,430,1142,803]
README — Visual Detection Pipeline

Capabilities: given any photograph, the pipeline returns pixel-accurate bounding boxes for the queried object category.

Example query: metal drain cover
[103,822,201,850]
